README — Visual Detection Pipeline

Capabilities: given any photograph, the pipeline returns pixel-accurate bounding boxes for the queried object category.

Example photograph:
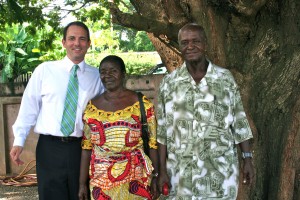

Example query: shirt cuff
[13,136,26,147]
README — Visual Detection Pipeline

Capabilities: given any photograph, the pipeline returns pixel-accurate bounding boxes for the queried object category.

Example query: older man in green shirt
[156,23,254,199]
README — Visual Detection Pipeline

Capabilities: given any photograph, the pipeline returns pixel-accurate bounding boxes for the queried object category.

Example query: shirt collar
[62,56,86,73]
[178,60,214,87]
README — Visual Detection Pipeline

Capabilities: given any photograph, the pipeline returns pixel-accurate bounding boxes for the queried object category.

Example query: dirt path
[0,184,38,200]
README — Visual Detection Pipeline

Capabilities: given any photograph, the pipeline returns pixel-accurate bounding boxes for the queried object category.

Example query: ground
[0,184,38,200]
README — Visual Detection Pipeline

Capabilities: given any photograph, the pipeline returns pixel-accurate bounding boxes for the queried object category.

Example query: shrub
[85,51,161,75]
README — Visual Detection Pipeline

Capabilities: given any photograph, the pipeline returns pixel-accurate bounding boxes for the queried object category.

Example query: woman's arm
[149,148,160,199]
[78,149,92,200]
[157,142,170,193]
[149,148,159,176]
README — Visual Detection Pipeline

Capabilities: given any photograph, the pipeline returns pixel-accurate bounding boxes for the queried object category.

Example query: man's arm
[239,140,255,184]
[10,65,43,165]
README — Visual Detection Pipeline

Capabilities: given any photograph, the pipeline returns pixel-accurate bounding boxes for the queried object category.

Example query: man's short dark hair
[63,21,90,41]
[178,23,207,42]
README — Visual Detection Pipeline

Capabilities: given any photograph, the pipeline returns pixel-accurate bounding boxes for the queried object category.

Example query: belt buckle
[61,137,69,142]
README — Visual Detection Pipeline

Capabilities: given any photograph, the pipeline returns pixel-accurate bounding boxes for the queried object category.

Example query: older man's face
[179,29,206,63]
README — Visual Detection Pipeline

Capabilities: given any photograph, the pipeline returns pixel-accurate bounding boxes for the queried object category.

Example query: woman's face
[100,61,124,91]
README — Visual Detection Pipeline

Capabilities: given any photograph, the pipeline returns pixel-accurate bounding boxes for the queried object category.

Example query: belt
[42,134,82,143]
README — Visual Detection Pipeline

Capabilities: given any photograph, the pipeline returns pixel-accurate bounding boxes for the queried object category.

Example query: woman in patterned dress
[78,55,159,200]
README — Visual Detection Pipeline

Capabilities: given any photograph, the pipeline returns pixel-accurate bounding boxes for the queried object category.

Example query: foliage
[0,24,43,82]
[91,29,120,53]
[0,0,156,80]
[0,0,59,31]
[79,2,154,53]
[0,0,155,54]
[85,51,161,75]
[133,31,155,51]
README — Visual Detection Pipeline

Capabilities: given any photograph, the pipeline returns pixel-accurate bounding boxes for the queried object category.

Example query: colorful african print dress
[157,61,253,199]
[82,96,157,200]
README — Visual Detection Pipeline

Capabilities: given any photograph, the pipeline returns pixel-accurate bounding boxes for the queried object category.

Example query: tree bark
[109,0,300,199]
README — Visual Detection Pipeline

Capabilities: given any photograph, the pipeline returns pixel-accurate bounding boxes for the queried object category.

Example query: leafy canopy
[0,0,156,81]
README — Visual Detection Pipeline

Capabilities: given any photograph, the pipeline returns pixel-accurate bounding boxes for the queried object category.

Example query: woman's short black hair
[99,55,126,73]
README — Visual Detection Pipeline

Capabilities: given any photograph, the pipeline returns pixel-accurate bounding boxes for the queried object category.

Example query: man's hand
[157,171,171,195]
[10,146,24,166]
[242,158,255,184]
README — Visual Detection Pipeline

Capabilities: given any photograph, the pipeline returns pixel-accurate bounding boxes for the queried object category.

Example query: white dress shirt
[12,57,104,146]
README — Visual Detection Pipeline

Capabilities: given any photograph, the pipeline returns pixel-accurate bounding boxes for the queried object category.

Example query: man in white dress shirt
[9,21,104,200]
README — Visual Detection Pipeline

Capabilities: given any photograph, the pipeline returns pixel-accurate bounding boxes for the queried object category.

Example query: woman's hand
[150,177,160,199]
[78,150,92,200]
[78,184,89,200]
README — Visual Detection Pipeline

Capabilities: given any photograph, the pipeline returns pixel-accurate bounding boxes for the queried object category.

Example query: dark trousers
[36,134,82,200]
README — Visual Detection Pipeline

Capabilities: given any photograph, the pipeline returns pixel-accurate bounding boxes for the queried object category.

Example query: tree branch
[108,2,180,40]
[207,0,266,16]
[228,0,267,16]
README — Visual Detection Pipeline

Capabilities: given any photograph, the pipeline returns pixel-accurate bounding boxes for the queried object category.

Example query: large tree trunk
[109,0,300,199]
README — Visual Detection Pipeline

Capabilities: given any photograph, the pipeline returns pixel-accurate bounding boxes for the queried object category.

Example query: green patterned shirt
[157,61,253,199]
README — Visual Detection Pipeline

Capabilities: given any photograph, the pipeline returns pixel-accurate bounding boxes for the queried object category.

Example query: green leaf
[7,52,15,65]
[4,62,13,79]
[15,48,28,55]
[27,58,40,62]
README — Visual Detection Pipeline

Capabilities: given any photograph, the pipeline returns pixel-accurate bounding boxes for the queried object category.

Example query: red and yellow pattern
[82,96,157,199]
